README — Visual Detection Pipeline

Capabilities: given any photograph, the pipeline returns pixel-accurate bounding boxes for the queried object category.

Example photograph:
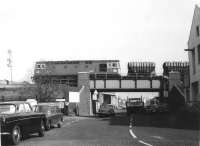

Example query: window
[0,104,16,114]
[17,104,25,113]
[192,81,199,100]
[68,61,80,64]
[192,48,196,74]
[99,64,107,72]
[24,103,32,112]
[112,63,117,67]
[36,64,41,69]
[41,64,46,69]
[36,64,46,69]
[85,61,92,64]
[196,26,200,37]
[198,45,200,64]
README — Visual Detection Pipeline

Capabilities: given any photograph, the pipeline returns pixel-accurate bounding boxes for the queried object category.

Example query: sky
[0,0,199,82]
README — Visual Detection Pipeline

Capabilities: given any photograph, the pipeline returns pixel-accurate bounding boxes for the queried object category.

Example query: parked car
[0,101,46,145]
[35,103,63,130]
[157,103,169,113]
[97,104,115,117]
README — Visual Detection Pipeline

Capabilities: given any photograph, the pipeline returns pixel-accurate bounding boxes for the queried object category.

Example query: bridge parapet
[89,73,164,93]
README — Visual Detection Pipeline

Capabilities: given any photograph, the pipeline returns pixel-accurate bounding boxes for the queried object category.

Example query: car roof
[0,101,29,105]
[38,102,58,106]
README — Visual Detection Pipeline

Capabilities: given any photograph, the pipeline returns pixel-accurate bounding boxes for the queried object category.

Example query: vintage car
[0,101,46,145]
[97,104,115,117]
[35,103,64,130]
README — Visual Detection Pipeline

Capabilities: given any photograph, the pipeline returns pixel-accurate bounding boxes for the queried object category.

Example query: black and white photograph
[0,0,199,146]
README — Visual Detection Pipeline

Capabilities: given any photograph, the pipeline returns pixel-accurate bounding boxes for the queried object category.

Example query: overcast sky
[0,0,199,82]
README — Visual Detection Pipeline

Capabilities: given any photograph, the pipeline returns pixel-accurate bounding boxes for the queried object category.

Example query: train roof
[36,60,120,64]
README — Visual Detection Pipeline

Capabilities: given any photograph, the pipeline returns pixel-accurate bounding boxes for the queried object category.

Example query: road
[2,112,199,146]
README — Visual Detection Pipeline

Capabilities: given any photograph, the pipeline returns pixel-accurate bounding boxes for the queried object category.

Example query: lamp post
[7,49,13,83]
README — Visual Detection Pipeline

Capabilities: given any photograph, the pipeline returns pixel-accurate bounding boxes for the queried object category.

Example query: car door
[50,106,57,125]
[16,103,30,134]
[24,103,40,133]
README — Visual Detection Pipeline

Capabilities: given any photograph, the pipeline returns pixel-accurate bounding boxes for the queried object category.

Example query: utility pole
[7,49,13,83]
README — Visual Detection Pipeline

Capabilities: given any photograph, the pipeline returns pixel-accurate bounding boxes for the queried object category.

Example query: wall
[188,6,200,101]
[0,85,37,101]
[78,72,92,116]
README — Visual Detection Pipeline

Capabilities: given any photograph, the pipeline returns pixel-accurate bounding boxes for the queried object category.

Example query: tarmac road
[2,113,199,146]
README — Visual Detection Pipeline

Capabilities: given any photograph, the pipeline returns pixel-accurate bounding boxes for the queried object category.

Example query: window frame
[24,103,32,112]
[196,26,200,37]
[198,45,200,64]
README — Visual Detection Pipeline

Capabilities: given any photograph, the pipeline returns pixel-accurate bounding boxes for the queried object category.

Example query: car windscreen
[0,104,16,114]
[101,105,113,109]
[129,98,141,102]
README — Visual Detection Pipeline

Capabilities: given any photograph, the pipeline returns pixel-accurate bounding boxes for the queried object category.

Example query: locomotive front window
[99,64,107,72]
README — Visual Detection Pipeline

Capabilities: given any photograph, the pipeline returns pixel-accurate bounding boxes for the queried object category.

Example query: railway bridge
[78,72,166,116]
[89,73,164,95]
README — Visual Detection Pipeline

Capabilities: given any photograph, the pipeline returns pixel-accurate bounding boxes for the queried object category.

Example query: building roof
[36,60,120,64]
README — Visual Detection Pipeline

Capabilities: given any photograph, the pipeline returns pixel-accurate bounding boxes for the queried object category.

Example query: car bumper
[97,112,115,116]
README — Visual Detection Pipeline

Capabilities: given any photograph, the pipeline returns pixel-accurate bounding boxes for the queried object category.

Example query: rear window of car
[101,105,114,109]
[0,104,16,114]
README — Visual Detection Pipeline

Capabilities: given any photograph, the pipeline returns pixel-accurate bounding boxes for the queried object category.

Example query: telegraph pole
[7,49,13,83]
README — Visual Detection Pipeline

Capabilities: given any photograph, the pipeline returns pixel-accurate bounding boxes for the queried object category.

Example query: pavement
[2,112,199,146]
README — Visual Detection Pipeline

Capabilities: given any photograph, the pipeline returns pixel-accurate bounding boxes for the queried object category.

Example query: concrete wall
[169,72,181,91]
[78,72,92,116]
[188,5,200,101]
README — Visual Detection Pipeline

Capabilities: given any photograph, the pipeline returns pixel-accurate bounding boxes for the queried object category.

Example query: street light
[7,49,13,83]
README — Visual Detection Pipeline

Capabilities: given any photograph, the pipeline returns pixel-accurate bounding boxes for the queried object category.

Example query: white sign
[69,92,80,103]
[93,90,98,100]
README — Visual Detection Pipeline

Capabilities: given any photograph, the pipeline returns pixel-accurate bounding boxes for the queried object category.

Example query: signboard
[69,92,80,103]
[92,90,98,100]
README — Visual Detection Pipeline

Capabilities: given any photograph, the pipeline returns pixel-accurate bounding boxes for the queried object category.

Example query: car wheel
[45,120,51,131]
[38,120,45,137]
[11,125,21,145]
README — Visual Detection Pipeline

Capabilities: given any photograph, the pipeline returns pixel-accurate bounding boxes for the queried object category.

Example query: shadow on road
[1,133,40,146]
[98,111,200,130]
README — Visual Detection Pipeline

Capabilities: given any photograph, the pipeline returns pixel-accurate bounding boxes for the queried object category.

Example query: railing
[89,73,163,80]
